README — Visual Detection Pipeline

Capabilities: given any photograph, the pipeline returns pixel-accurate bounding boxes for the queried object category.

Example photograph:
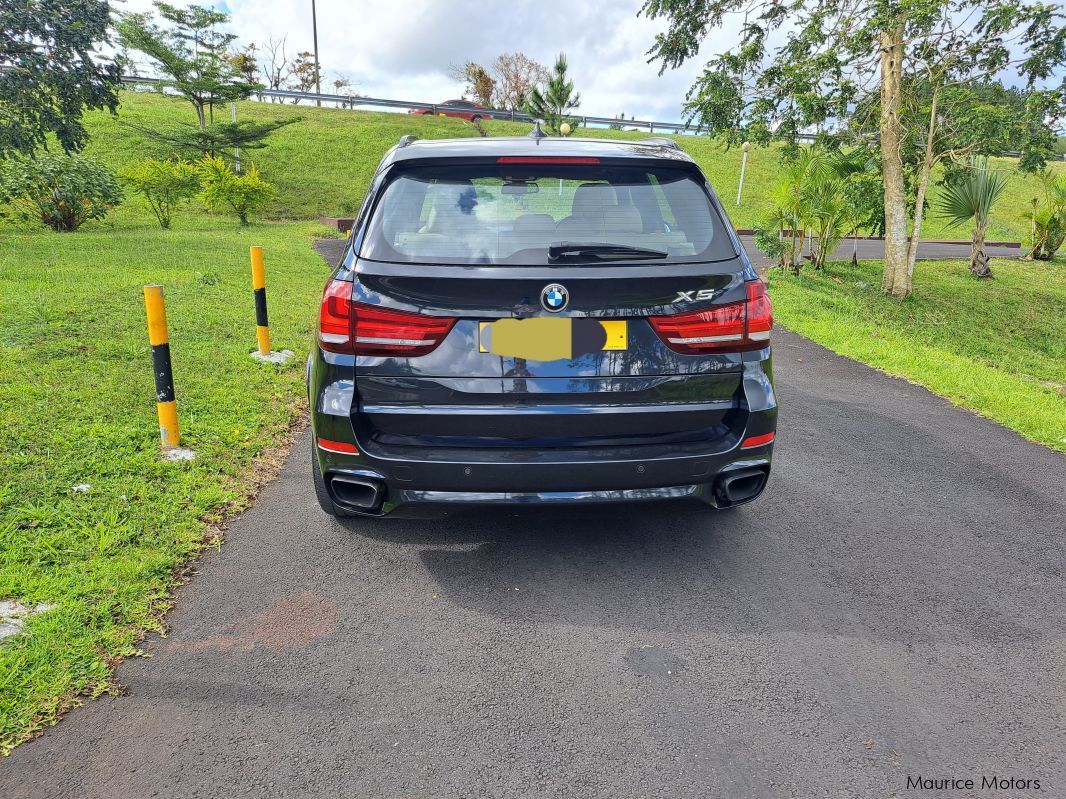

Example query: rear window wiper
[547,242,668,262]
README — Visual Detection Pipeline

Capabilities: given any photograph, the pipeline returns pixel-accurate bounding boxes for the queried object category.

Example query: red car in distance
[410,99,488,122]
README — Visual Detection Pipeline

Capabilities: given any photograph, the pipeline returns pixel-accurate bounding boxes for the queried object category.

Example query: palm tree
[523,53,580,135]
[935,157,1007,279]
[777,147,832,273]
[805,177,854,270]
[832,150,879,266]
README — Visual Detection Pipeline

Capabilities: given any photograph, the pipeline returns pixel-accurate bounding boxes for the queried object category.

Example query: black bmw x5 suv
[309,133,777,517]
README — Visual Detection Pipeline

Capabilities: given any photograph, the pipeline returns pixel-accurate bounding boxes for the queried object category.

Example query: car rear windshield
[359,162,737,265]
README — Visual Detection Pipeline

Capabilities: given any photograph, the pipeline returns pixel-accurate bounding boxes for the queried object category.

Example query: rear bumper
[318,443,772,515]
[309,346,777,516]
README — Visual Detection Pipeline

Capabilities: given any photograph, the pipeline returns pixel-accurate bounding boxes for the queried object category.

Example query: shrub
[120,158,199,229]
[197,156,275,225]
[753,227,788,267]
[1023,170,1066,261]
[0,152,122,231]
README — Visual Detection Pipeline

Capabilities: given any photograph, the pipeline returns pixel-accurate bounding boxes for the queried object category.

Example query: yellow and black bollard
[143,285,180,450]
[250,246,271,356]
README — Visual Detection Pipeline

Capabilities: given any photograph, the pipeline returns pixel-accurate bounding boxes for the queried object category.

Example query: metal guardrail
[119,75,1066,156]
[118,75,778,138]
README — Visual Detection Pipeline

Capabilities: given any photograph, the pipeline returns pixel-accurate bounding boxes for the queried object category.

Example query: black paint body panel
[309,137,777,515]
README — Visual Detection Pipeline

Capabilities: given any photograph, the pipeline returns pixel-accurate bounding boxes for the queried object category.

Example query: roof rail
[638,137,681,150]
[398,134,417,148]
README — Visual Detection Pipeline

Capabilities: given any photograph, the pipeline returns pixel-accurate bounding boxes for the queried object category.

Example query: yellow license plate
[479,318,626,360]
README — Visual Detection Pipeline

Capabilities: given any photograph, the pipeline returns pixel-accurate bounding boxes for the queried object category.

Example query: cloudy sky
[121,0,747,122]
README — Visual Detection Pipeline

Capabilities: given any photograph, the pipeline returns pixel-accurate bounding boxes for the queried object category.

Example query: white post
[736,141,751,205]
[232,102,240,173]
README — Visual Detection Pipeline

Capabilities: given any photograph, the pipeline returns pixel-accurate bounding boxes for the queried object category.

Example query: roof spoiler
[398,134,417,148]
[638,137,681,150]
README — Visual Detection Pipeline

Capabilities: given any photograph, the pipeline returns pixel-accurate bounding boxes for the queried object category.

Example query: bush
[0,152,122,231]
[753,227,788,267]
[197,156,275,225]
[1023,170,1066,261]
[120,158,200,229]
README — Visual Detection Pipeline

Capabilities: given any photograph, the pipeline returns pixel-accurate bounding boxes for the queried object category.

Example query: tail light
[649,281,772,354]
[318,279,455,356]
[319,279,355,352]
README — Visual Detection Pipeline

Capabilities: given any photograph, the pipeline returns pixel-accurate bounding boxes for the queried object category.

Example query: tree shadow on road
[336,502,788,636]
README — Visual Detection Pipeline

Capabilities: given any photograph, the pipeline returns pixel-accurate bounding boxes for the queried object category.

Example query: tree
[450,62,496,106]
[0,0,120,156]
[850,76,1061,281]
[640,0,1066,298]
[117,2,260,128]
[523,53,580,135]
[935,157,1007,278]
[490,52,550,110]
[288,51,319,100]
[332,73,358,95]
[226,44,260,86]
[259,37,292,101]
[119,117,300,161]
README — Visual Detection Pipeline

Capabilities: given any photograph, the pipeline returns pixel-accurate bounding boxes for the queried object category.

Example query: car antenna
[527,120,548,140]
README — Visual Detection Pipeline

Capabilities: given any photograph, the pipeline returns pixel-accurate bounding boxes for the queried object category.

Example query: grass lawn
[83,91,1065,241]
[0,210,338,753]
[768,257,1066,453]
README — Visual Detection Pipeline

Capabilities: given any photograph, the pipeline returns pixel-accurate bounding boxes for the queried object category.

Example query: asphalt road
[311,234,1022,272]
[736,234,1020,269]
[4,328,1064,798]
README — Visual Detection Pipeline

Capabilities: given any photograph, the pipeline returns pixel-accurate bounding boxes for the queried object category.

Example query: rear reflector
[317,437,359,454]
[496,156,601,164]
[318,279,455,356]
[741,432,775,449]
[648,280,773,354]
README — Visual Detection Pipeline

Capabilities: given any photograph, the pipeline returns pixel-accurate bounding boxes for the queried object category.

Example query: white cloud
[121,0,746,122]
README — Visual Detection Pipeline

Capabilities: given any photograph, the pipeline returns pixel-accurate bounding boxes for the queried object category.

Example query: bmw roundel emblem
[541,283,569,312]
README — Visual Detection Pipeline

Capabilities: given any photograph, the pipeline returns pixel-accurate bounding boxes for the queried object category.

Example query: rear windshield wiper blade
[547,242,668,261]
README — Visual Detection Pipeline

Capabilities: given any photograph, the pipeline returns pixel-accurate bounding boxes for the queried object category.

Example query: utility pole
[311,0,321,107]
[736,142,751,204]
[232,102,240,173]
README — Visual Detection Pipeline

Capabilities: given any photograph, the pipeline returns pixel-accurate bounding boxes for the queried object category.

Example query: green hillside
[81,91,1063,242]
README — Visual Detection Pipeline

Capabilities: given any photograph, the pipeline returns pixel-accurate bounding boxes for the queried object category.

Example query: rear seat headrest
[603,205,642,233]
[511,213,556,235]
[571,183,618,216]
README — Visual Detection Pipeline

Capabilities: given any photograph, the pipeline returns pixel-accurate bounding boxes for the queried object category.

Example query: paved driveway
[3,329,1063,798]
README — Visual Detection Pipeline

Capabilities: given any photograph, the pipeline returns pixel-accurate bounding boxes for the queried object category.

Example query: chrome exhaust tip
[329,475,385,512]
[713,467,768,507]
